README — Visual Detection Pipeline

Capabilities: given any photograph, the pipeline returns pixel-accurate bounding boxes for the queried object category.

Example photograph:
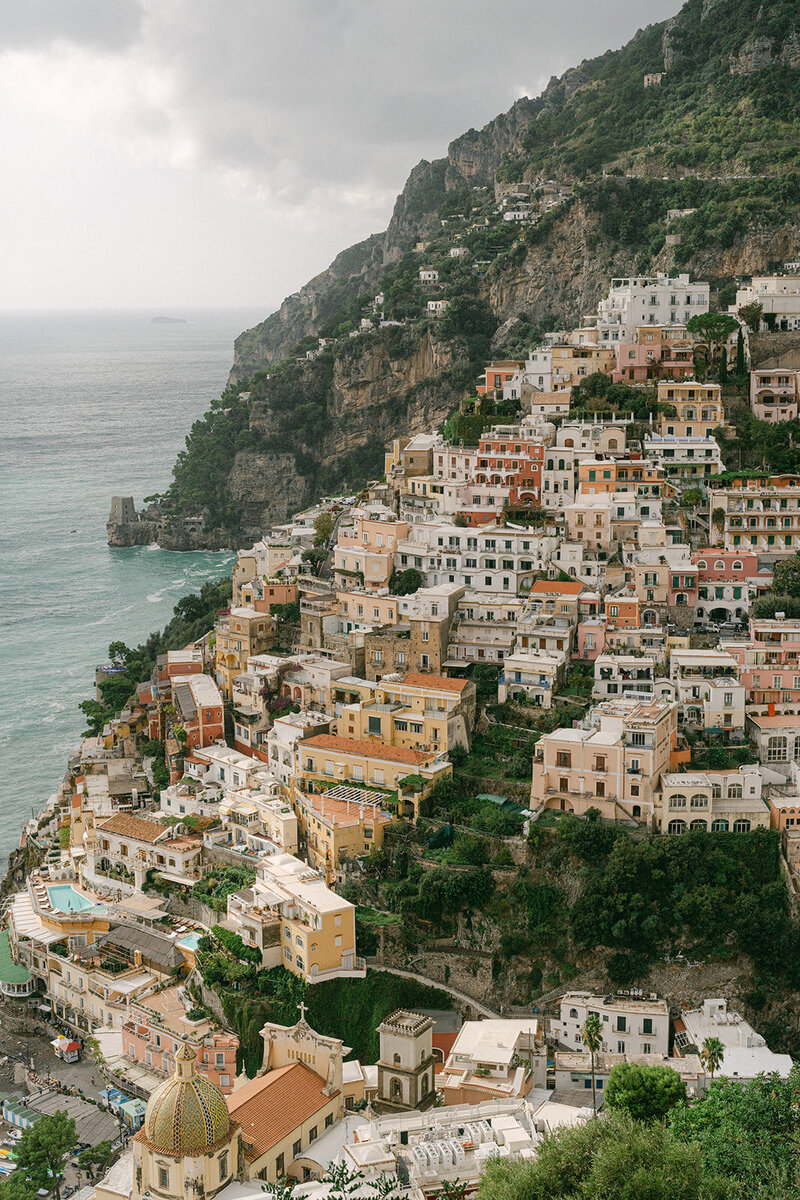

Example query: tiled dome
[144,1043,231,1156]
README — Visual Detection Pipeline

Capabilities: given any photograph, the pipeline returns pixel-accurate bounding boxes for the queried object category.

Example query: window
[325,1114,334,1128]
[617,1041,626,1053]
[616,1016,627,1033]
[643,1043,651,1055]
[643,1017,653,1035]
[368,716,381,735]
[556,751,571,768]
[159,1169,169,1189]
[219,1153,228,1180]
[293,1139,302,1158]
[276,1154,285,1177]
[309,1126,317,1143]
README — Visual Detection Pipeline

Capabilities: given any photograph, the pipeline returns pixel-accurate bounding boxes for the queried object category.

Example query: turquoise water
[177,932,203,951]
[46,884,104,913]
[0,308,268,866]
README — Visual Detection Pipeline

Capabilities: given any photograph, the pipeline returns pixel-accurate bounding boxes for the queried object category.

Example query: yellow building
[655,380,724,437]
[295,733,452,819]
[337,672,476,753]
[214,606,274,698]
[293,784,395,880]
[226,852,365,984]
[551,343,615,390]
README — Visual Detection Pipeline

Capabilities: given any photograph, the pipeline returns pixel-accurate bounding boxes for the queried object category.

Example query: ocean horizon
[0,306,271,865]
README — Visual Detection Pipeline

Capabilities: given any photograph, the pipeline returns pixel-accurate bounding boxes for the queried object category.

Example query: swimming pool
[47,885,104,914]
[177,932,203,951]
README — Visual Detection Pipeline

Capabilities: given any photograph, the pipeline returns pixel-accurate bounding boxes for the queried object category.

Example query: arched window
[711,819,729,832]
[608,439,618,451]
[727,784,742,799]
[421,1075,429,1097]
[712,784,722,799]
[569,1008,578,1019]
[733,819,751,833]
[697,560,707,570]
[690,794,708,809]
[668,819,686,835]
[390,1079,403,1101]
[670,794,687,809]
[632,804,641,817]
[714,560,725,570]
[767,736,788,761]
[675,593,688,606]
[732,560,743,570]
[690,819,707,831]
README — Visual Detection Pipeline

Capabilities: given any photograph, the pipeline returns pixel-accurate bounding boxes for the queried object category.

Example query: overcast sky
[0,0,680,312]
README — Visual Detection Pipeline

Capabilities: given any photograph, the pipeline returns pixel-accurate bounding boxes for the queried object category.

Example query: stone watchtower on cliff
[109,496,137,524]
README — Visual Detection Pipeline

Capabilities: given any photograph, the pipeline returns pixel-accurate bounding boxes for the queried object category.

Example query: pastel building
[709,474,800,556]
[531,698,678,824]
[124,986,239,1093]
[655,381,724,437]
[552,992,669,1057]
[750,369,800,422]
[657,764,769,835]
[225,852,365,984]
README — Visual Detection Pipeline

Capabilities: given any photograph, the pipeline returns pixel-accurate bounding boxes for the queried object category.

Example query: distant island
[150,315,189,324]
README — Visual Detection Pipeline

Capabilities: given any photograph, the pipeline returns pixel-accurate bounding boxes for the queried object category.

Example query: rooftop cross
[298,1001,308,1022]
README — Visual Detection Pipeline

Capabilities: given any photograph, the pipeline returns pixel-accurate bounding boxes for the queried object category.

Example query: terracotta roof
[98,814,166,843]
[749,715,800,728]
[530,580,583,596]
[402,673,468,693]
[301,734,435,766]
[227,1063,333,1160]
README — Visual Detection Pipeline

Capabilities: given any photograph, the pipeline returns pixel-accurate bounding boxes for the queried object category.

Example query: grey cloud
[3,0,142,50]
[126,0,682,202]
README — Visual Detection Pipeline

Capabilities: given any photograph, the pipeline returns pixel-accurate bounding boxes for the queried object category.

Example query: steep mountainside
[111,0,800,548]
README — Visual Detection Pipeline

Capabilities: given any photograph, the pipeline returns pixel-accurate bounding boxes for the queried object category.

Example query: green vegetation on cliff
[505,0,800,180]
[79,577,231,735]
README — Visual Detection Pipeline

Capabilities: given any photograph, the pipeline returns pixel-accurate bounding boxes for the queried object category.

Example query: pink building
[723,617,800,715]
[123,987,239,1094]
[334,510,409,590]
[751,369,800,423]
[531,698,678,825]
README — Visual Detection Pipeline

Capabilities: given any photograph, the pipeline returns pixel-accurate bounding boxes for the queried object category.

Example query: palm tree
[700,1035,725,1081]
[582,1012,603,1115]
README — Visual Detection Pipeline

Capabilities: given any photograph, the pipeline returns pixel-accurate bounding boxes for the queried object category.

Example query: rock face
[110,327,469,547]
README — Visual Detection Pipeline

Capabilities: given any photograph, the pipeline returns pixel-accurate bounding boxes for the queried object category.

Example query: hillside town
[6,267,800,1200]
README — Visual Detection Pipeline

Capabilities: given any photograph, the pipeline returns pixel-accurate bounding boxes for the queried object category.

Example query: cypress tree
[736,328,746,377]
[719,346,728,384]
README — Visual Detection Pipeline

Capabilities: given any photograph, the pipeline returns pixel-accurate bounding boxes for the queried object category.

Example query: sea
[0,307,270,867]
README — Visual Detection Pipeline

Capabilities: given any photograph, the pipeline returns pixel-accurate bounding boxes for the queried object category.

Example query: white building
[733,274,800,332]
[677,998,793,1080]
[643,435,724,486]
[593,654,658,702]
[552,992,670,1057]
[498,648,567,707]
[590,274,709,344]
[439,1019,547,1103]
[668,648,745,732]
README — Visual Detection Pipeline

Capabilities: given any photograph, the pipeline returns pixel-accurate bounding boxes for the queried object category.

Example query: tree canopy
[605,1062,686,1122]
[15,1111,76,1200]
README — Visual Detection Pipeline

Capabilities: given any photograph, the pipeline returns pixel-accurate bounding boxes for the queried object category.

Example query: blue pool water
[47,884,104,913]
[177,932,203,951]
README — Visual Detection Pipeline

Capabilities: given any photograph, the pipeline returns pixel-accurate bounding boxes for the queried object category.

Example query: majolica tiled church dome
[133,1041,240,1200]
[144,1043,231,1155]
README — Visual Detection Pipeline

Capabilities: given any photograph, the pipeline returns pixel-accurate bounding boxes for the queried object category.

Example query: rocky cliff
[110,326,472,548]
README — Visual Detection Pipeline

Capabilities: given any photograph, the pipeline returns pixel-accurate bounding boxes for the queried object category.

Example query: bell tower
[375,1010,435,1112]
